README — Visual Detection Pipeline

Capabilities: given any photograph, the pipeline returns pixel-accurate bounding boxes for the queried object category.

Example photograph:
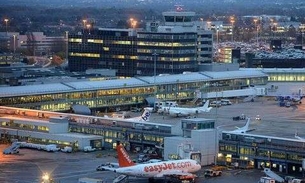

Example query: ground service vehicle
[3,141,20,154]
[204,169,222,177]
[83,146,96,152]
[44,144,60,152]
[210,101,222,107]
[221,99,232,105]
[61,146,72,153]
[258,177,276,183]
[78,177,104,183]
[113,175,128,183]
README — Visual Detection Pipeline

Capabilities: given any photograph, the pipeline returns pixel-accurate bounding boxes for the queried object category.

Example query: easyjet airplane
[103,144,201,182]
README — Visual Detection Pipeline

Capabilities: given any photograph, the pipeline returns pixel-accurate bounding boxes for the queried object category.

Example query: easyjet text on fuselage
[143,161,192,173]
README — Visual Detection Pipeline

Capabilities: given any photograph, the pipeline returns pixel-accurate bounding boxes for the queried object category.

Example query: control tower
[162,6,195,26]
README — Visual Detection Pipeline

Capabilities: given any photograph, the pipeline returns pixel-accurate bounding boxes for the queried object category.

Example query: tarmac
[147,96,305,139]
[0,145,267,183]
[1,96,305,183]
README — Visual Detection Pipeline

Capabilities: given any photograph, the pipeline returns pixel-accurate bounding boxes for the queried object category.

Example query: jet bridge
[201,87,266,99]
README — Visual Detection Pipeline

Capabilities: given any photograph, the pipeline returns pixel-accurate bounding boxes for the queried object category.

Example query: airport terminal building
[0,70,268,112]
[218,132,305,175]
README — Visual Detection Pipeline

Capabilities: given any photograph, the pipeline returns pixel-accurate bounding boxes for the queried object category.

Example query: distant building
[0,32,65,56]
[245,48,305,68]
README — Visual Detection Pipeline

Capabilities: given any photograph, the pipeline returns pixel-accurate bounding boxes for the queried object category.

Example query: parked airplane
[294,131,305,141]
[275,89,303,104]
[102,144,201,182]
[160,100,212,117]
[230,118,252,134]
[104,108,151,122]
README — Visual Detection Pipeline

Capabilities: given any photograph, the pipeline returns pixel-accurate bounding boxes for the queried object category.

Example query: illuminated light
[217,153,223,158]
[226,154,232,158]
[42,173,50,180]
[112,41,131,45]
[88,39,103,43]
[68,38,82,43]
[69,52,100,58]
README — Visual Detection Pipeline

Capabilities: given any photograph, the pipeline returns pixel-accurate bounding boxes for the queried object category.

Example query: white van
[221,99,232,105]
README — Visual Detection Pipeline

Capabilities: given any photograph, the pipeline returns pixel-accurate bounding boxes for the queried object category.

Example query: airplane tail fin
[241,118,251,131]
[140,109,151,121]
[198,100,210,112]
[295,130,299,138]
[116,144,135,167]
[295,130,305,140]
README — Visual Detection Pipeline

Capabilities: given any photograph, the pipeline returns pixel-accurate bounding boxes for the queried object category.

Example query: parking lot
[1,97,305,183]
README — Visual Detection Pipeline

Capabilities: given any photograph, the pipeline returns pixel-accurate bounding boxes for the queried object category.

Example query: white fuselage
[168,107,199,116]
[115,159,201,178]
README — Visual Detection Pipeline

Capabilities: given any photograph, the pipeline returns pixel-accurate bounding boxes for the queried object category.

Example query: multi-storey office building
[69,28,137,76]
[68,10,213,76]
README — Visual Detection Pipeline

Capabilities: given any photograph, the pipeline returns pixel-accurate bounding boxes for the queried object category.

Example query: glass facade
[69,123,171,150]
[0,75,267,111]
[136,32,198,75]
[68,29,136,77]
[218,132,305,174]
[68,29,201,77]
[267,71,305,82]
[1,121,49,132]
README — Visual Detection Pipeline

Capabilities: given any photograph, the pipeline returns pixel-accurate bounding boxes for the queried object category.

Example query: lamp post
[152,51,158,110]
[273,22,278,37]
[82,19,87,28]
[65,31,69,61]
[301,31,304,49]
[200,18,204,29]
[216,26,219,44]
[207,21,211,30]
[130,18,137,29]
[230,17,235,42]
[13,34,16,53]
[254,19,258,44]
[4,18,9,34]
[86,24,91,34]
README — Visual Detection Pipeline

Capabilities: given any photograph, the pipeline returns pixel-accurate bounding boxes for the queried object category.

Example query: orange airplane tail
[116,144,135,167]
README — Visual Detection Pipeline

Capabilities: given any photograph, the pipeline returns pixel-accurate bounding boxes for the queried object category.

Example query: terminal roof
[0,70,267,97]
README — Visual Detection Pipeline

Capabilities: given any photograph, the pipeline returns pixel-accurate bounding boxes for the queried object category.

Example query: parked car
[210,101,222,107]
[204,169,222,177]
[221,99,232,105]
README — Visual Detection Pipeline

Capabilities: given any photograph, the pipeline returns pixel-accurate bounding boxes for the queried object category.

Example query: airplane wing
[154,171,196,178]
